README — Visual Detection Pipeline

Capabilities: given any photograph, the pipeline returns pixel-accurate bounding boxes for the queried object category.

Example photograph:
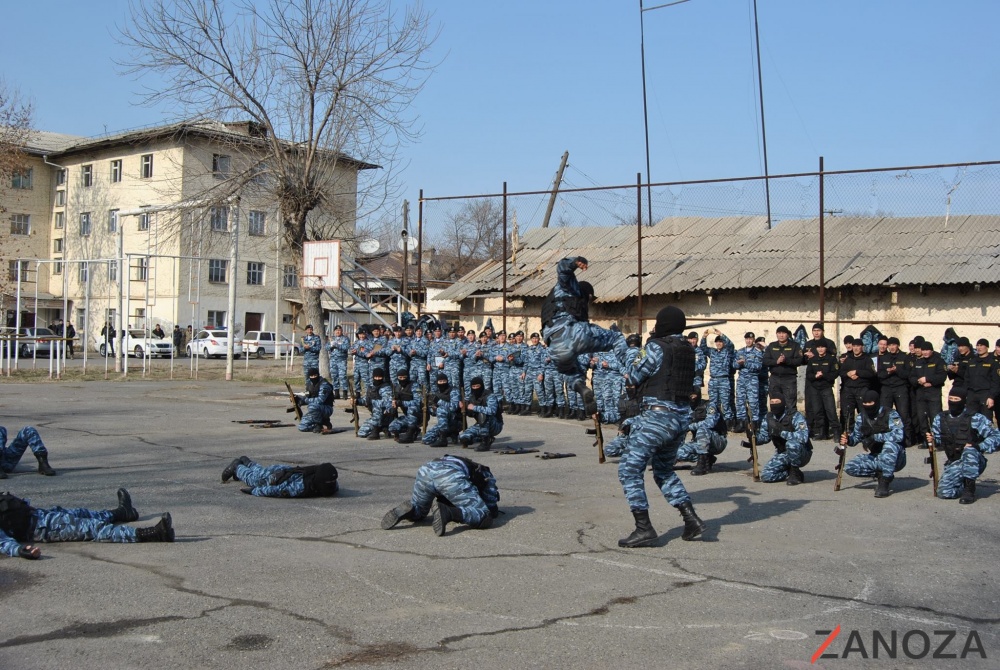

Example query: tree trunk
[301,284,330,378]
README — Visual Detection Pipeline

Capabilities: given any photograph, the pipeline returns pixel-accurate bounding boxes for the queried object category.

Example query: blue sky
[5,1,999,223]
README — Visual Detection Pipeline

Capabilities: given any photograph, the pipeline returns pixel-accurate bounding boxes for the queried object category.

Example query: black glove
[18,545,40,560]
[286,406,296,413]
[741,440,752,449]
[240,487,254,495]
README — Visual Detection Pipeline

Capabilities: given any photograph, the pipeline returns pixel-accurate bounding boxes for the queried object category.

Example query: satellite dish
[358,239,379,254]
[397,236,417,251]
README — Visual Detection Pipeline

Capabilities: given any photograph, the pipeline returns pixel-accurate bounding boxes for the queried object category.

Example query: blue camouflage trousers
[353,359,370,395]
[603,417,638,458]
[444,362,461,391]
[388,409,421,435]
[32,507,135,543]
[358,408,394,437]
[302,355,320,384]
[459,417,503,446]
[236,462,305,497]
[542,370,566,408]
[298,405,333,432]
[594,372,621,423]
[423,409,459,445]
[410,358,429,392]
[617,405,693,510]
[411,459,491,526]
[760,442,813,483]
[492,365,512,403]
[543,318,626,386]
[707,379,734,422]
[329,356,349,394]
[677,432,728,462]
[844,441,906,479]
[938,448,987,499]
[735,376,760,422]
[565,373,582,410]
[0,426,48,472]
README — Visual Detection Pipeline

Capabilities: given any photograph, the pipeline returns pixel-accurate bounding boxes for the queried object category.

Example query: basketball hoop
[302,240,341,289]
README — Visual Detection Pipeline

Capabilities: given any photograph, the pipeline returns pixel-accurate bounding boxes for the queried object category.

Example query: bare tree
[431,198,504,279]
[118,0,436,362]
[0,80,33,209]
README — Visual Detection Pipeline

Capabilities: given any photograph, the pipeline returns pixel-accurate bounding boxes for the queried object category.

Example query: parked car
[242,331,301,358]
[14,327,58,358]
[95,329,175,358]
[186,329,243,359]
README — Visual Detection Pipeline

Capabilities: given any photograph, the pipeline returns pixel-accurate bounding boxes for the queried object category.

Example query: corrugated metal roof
[434,215,1000,303]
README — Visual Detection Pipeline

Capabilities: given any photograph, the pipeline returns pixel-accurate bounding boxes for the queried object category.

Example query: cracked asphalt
[1,380,998,669]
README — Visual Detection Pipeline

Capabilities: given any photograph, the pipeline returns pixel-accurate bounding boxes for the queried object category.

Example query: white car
[186,329,243,359]
[96,329,175,358]
[242,331,301,358]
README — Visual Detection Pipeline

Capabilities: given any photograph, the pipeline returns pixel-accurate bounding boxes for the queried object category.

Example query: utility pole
[541,152,569,228]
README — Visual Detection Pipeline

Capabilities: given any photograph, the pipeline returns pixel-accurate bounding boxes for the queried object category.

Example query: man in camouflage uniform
[459,376,504,452]
[592,350,623,424]
[349,328,372,395]
[616,306,707,548]
[489,331,515,411]
[295,368,335,434]
[300,324,322,385]
[676,394,728,476]
[388,369,423,444]
[326,325,351,399]
[928,386,1000,504]
[749,391,813,485]
[407,325,430,393]
[354,367,395,440]
[687,331,707,394]
[521,332,547,416]
[837,390,905,497]
[540,340,567,418]
[0,425,57,478]
[732,332,764,434]
[380,455,500,536]
[1,488,172,559]
[700,328,736,429]
[466,330,493,394]
[386,325,409,380]
[423,373,462,448]
[222,457,338,498]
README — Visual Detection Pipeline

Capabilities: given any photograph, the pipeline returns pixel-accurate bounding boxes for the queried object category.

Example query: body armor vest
[939,412,976,461]
[638,336,697,403]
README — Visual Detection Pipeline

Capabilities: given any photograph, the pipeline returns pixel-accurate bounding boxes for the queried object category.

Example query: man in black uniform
[763,326,803,404]
[878,337,912,446]
[803,322,837,360]
[839,336,877,436]
[963,338,999,423]
[804,341,839,439]
[947,337,974,385]
[911,341,947,444]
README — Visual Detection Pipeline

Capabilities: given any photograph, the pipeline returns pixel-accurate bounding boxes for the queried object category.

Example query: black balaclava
[862,389,880,419]
[372,368,386,385]
[435,372,450,393]
[470,376,485,400]
[396,371,410,388]
[769,392,786,418]
[653,306,686,338]
[949,386,967,417]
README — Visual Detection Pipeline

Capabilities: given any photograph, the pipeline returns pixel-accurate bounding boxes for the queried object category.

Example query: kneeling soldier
[837,389,906,497]
[928,386,1000,504]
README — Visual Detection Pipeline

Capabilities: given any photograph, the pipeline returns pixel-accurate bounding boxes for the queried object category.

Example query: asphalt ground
[0,378,998,670]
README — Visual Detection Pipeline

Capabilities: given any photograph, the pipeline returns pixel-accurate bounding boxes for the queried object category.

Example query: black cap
[949,385,968,400]
[307,367,319,377]
[844,335,855,344]
[977,338,990,347]
[862,389,880,404]
[305,324,314,330]
[687,332,698,339]
[957,337,972,347]
[776,325,790,335]
[574,256,589,265]
[530,332,539,338]
[920,342,934,351]
[812,322,824,331]
[887,337,900,346]
[714,335,724,343]
[372,367,386,378]
[744,332,755,339]
[436,372,449,383]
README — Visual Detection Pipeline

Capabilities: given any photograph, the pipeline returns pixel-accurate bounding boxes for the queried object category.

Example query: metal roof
[434,214,1000,303]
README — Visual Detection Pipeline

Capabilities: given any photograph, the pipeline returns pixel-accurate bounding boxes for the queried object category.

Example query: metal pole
[819,156,825,323]
[275,205,282,360]
[417,190,424,317]
[636,172,644,332]
[639,0,654,229]
[401,200,409,310]
[502,181,508,332]
[225,198,240,380]
[753,0,773,229]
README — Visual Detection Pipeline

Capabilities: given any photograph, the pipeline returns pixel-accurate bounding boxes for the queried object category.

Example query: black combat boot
[36,452,56,476]
[960,478,977,504]
[786,466,805,486]
[519,404,532,416]
[734,419,745,434]
[366,428,381,441]
[136,513,175,543]
[222,456,251,483]
[108,488,139,523]
[538,405,550,418]
[874,471,892,498]
[432,502,461,536]
[678,501,707,540]
[431,434,448,448]
[691,453,711,476]
[398,427,417,444]
[559,406,569,420]
[572,379,598,416]
[380,501,415,529]
[618,509,657,548]
[474,436,493,452]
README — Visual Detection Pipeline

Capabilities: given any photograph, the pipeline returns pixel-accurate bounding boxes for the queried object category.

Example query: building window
[9,214,30,236]
[8,260,29,281]
[55,190,66,206]
[282,264,298,288]
[54,212,64,229]
[111,159,122,183]
[138,212,150,231]
[208,259,228,283]
[248,210,266,236]
[56,169,66,186]
[135,257,148,282]
[207,310,226,328]
[53,260,62,275]
[108,261,117,282]
[11,169,32,189]
[78,262,89,284]
[108,209,119,234]
[210,206,229,232]
[246,261,265,285]
[53,239,64,253]
[80,212,92,237]
[212,154,231,178]
[282,313,293,324]
[82,164,93,187]
[133,308,145,328]
[250,161,267,185]
[140,154,154,179]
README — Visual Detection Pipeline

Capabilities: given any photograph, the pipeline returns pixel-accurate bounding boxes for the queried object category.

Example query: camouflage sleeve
[626,341,662,386]
[973,413,1000,454]
[783,413,810,443]
[0,529,23,557]
[875,412,904,444]
[480,470,500,514]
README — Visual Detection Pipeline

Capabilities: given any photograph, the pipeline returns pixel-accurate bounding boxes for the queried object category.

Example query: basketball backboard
[302,240,341,289]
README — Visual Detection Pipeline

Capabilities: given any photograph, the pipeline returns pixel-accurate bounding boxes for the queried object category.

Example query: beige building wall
[1,154,57,305]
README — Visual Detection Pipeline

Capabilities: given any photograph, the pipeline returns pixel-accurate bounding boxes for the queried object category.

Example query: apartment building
[1,120,367,350]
